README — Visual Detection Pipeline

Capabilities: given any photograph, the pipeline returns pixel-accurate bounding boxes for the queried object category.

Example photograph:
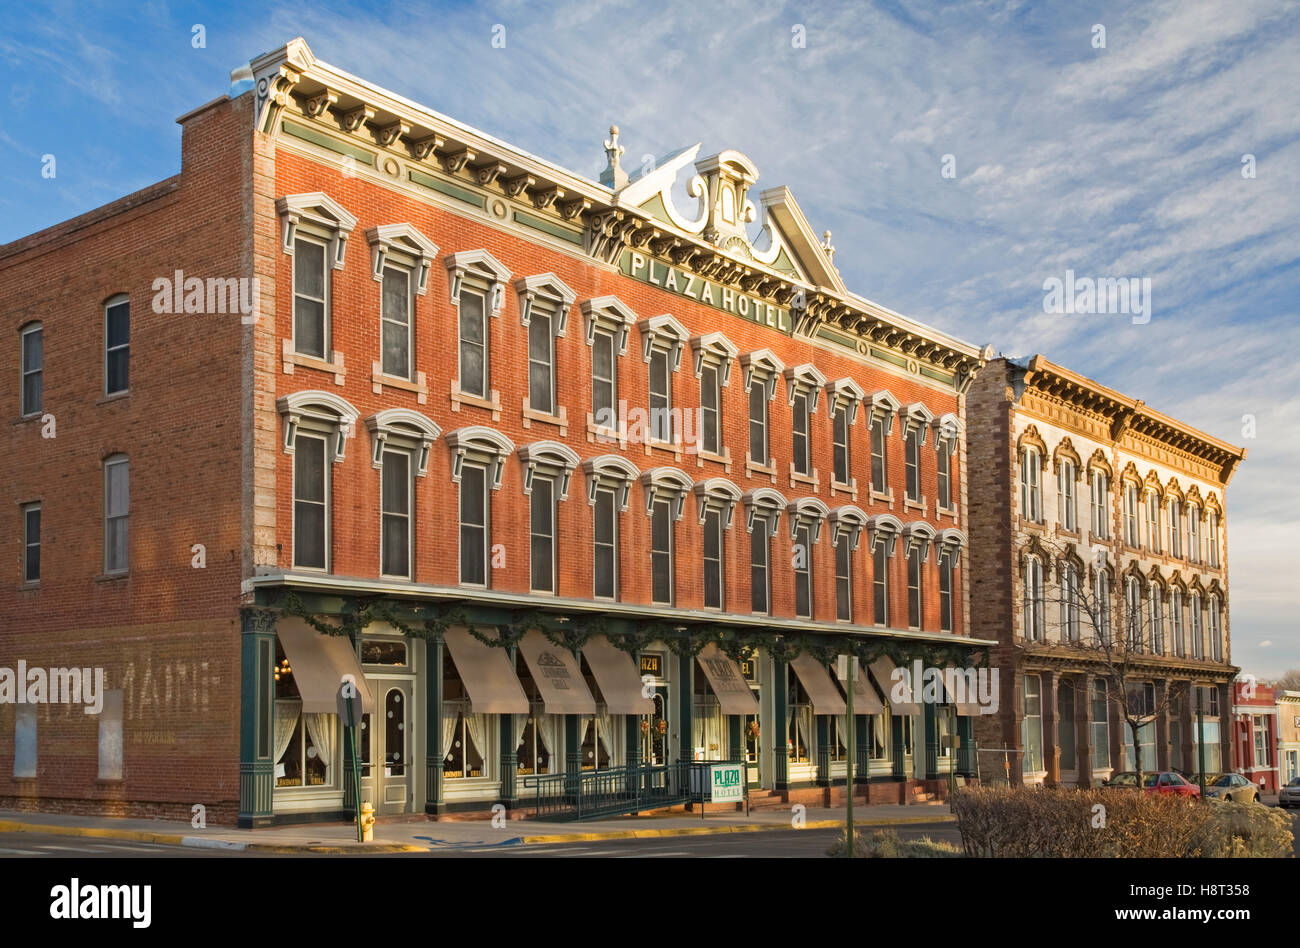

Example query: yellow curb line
[522,814,954,845]
[0,820,187,847]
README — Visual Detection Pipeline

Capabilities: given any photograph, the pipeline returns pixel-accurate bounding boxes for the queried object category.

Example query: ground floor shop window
[1123,720,1157,772]
[1193,720,1221,773]
[829,716,849,762]
[443,708,486,778]
[273,643,336,788]
[580,713,616,769]
[516,716,555,775]
[787,668,812,763]
[935,710,953,759]
[744,714,760,763]
[1022,674,1043,773]
[870,714,890,760]
[1091,680,1110,772]
[640,690,669,765]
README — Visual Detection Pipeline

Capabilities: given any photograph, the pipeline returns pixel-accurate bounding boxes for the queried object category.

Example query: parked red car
[1104,771,1202,798]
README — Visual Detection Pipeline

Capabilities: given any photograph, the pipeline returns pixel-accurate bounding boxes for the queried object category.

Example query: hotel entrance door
[360,679,414,815]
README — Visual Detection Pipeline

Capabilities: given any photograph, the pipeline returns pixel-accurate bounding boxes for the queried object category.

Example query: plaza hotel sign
[620,249,793,335]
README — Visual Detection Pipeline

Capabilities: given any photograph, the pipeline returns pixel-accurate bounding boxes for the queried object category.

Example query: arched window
[1059,561,1081,642]
[1020,447,1043,523]
[1125,576,1143,651]
[1149,584,1165,654]
[1188,593,1203,658]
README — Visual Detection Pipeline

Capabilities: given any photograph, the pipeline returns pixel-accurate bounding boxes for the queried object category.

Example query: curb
[521,813,955,845]
[0,819,187,847]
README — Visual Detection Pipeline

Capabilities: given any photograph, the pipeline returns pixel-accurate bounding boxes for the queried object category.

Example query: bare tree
[1019,536,1187,790]
[1276,669,1300,693]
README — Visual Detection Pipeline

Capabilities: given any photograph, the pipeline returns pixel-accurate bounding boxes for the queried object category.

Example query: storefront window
[580,715,614,770]
[442,653,486,779]
[273,642,334,788]
[870,713,890,760]
[1091,680,1110,772]
[1022,674,1043,774]
[787,668,812,764]
[693,671,725,761]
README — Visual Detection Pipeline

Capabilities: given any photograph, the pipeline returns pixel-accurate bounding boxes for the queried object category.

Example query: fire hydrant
[359,801,376,842]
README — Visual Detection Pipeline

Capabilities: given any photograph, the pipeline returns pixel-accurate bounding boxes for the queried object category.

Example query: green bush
[826,828,962,858]
[950,786,1294,858]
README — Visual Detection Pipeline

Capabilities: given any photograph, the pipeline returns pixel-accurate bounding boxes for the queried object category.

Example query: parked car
[1279,776,1300,809]
[1143,772,1202,797]
[1203,772,1260,803]
[1102,771,1199,797]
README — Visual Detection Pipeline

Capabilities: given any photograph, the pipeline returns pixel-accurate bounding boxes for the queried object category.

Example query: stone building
[967,356,1245,786]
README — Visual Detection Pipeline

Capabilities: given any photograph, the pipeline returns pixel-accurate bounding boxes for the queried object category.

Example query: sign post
[338,675,365,843]
[837,654,855,858]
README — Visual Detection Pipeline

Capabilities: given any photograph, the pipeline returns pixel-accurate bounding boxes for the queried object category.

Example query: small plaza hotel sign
[620,250,793,334]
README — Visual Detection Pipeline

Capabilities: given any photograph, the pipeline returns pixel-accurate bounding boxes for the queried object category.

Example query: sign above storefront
[640,653,664,678]
[620,249,793,335]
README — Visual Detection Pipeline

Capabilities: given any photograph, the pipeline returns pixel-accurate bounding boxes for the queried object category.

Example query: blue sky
[3,1,1297,679]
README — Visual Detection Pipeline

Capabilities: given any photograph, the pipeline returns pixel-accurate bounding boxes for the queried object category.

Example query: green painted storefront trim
[282,120,375,165]
[919,365,951,383]
[513,210,582,244]
[408,169,485,208]
[870,347,909,369]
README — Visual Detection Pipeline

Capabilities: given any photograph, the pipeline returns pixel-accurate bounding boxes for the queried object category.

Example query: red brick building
[1232,681,1278,794]
[1,38,992,826]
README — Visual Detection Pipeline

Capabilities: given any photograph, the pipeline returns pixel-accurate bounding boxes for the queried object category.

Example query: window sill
[372,363,428,404]
[1057,527,1080,541]
[97,390,130,406]
[645,438,683,460]
[904,496,926,516]
[694,447,732,473]
[745,453,777,483]
[95,778,126,787]
[869,488,893,506]
[789,467,820,493]
[522,399,568,437]
[13,413,43,426]
[281,341,345,385]
[95,572,129,584]
[17,581,39,592]
[937,504,958,522]
[587,415,627,449]
[451,384,502,421]
[830,478,858,501]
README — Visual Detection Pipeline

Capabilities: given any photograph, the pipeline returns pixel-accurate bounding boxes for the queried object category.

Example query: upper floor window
[380,449,412,579]
[873,540,890,626]
[104,295,129,395]
[832,404,850,485]
[1090,470,1110,539]
[936,440,952,510]
[1125,576,1142,651]
[1169,499,1182,558]
[1149,584,1165,654]
[1171,587,1185,656]
[103,454,129,574]
[1187,505,1201,563]
[1023,556,1044,641]
[1145,491,1161,554]
[794,523,813,618]
[278,193,357,362]
[751,514,771,614]
[22,503,40,584]
[1060,561,1080,642]
[703,507,726,610]
[530,474,557,594]
[908,545,925,630]
[865,390,900,494]
[1095,570,1112,643]
[1123,481,1141,547]
[637,314,687,445]
[447,425,517,588]
[835,534,853,622]
[1207,511,1220,567]
[447,249,512,402]
[939,553,954,632]
[691,332,738,459]
[901,404,932,504]
[293,432,328,570]
[784,364,826,479]
[1020,448,1043,522]
[1208,595,1222,661]
[651,497,674,605]
[1058,460,1077,531]
[591,327,618,429]
[516,273,574,419]
[593,487,619,599]
[742,350,782,470]
[870,420,887,492]
[1188,593,1203,658]
[368,224,437,383]
[20,322,42,417]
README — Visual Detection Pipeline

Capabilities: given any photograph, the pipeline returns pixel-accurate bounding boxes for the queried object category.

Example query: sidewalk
[0,802,955,854]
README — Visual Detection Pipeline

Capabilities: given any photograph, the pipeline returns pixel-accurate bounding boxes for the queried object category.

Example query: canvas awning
[276,616,374,715]
[790,653,846,716]
[581,636,653,715]
[843,658,885,715]
[516,630,596,716]
[695,643,759,716]
[933,668,985,716]
[869,656,921,716]
[444,627,529,714]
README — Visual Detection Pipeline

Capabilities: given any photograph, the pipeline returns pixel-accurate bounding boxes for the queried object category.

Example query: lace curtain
[303,713,335,778]
[274,701,301,766]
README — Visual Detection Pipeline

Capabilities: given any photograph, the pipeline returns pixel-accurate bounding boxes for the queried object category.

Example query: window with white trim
[1207,511,1220,568]
[1208,595,1222,662]
[517,273,574,420]
[592,326,618,430]
[649,347,672,443]
[380,449,412,579]
[593,486,618,599]
[835,536,852,622]
[751,514,771,614]
[873,541,889,626]
[907,545,924,630]
[1022,674,1043,773]
[104,295,129,395]
[1090,680,1109,772]
[1171,588,1185,656]
[870,422,887,492]
[1125,576,1142,652]
[651,497,673,605]
[1145,491,1161,554]
[1060,561,1080,642]
[794,523,813,619]
[459,288,488,399]
[1149,584,1165,655]
[459,462,489,586]
[1123,481,1141,547]
[20,322,42,417]
[1169,499,1182,558]
[380,267,413,380]
[703,507,725,610]
[1020,447,1042,522]
[294,236,329,359]
[293,433,328,570]
[700,363,721,455]
[1059,460,1077,531]
[748,380,768,467]
[832,404,850,485]
[936,441,951,510]
[103,455,129,574]
[1188,593,1203,658]
[1095,570,1112,643]
[792,391,811,476]
[1187,505,1201,563]
[448,250,512,404]
[530,475,557,594]
[905,427,923,503]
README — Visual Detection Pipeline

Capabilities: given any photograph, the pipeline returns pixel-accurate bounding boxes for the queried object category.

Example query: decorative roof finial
[600,124,628,190]
[821,230,836,265]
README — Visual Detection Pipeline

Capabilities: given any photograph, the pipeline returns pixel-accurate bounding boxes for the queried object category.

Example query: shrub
[825,828,962,858]
[951,786,1294,857]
